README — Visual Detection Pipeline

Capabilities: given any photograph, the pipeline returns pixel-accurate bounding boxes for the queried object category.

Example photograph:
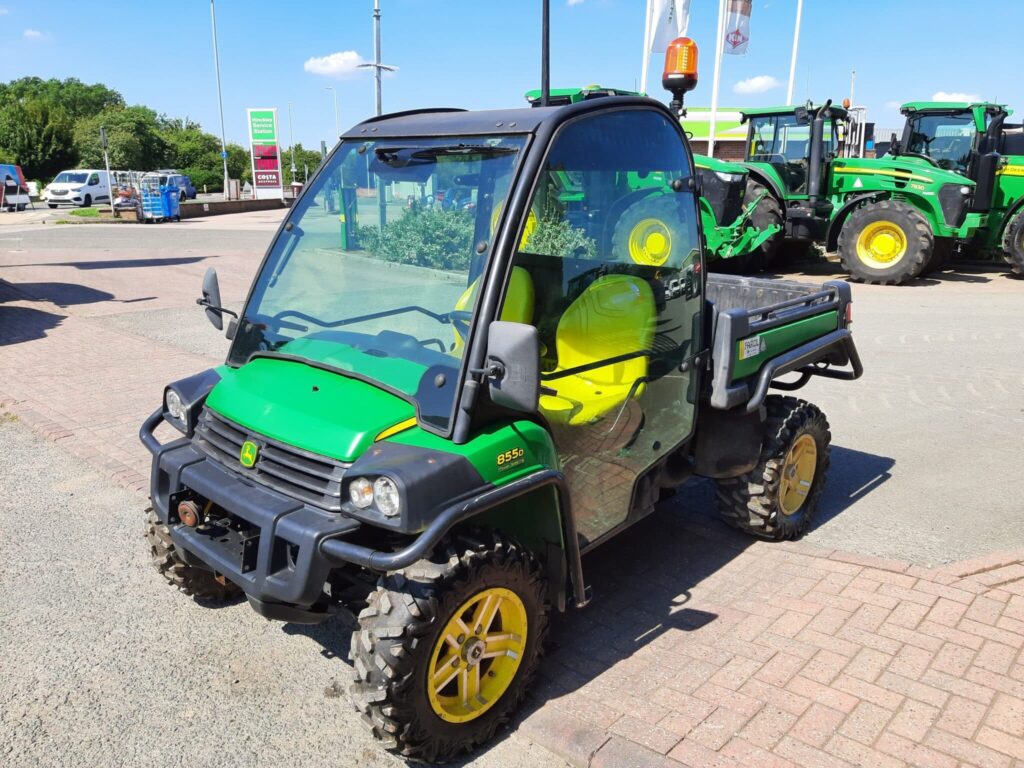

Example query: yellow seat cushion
[540,275,655,425]
[452,267,535,352]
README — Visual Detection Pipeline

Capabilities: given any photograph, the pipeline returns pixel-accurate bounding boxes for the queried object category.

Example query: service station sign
[247,108,283,200]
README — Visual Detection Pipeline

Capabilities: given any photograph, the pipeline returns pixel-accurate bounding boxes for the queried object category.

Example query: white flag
[723,0,752,55]
[649,0,691,54]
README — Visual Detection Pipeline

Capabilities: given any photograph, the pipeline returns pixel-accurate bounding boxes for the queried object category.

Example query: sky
[2,0,1022,149]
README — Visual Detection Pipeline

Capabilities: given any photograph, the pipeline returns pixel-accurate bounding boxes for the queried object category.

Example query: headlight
[373,477,401,517]
[349,477,374,509]
[715,171,744,184]
[960,186,971,196]
[165,389,184,421]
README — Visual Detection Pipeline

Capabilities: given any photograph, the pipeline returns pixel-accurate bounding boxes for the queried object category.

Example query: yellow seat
[452,267,535,352]
[539,275,655,425]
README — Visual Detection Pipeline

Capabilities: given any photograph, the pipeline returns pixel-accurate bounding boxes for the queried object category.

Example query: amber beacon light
[663,37,699,100]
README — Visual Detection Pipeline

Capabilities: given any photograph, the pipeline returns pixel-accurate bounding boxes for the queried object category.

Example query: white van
[43,169,111,208]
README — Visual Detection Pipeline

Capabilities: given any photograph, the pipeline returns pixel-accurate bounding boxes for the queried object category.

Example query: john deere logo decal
[239,440,259,468]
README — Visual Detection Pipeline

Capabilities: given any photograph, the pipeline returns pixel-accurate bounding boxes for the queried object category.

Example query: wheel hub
[856,220,908,268]
[628,218,673,266]
[461,637,486,666]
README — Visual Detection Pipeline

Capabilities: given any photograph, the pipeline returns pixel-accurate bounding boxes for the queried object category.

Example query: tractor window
[748,114,821,194]
[502,108,703,546]
[905,112,976,173]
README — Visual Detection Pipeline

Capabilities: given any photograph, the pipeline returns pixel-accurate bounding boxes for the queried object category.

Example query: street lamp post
[325,86,340,139]
[356,0,396,224]
[209,0,231,200]
[356,0,396,117]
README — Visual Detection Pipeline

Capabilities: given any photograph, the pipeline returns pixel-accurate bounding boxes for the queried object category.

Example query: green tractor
[141,93,862,759]
[739,102,989,285]
[527,85,783,272]
[890,101,1024,275]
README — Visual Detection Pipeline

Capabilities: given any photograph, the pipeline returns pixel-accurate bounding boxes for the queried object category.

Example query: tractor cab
[740,102,850,240]
[742,103,850,197]
[897,102,1019,214]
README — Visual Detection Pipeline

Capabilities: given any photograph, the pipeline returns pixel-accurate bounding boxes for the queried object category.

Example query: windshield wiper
[411,144,518,159]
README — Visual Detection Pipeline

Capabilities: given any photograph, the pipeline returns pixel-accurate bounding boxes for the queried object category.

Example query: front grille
[194,408,349,511]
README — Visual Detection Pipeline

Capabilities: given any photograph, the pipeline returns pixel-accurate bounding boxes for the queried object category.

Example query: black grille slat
[195,408,350,511]
[259,443,343,483]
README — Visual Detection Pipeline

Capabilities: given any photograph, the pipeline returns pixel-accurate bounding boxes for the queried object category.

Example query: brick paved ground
[3,221,1023,767]
[521,509,1024,768]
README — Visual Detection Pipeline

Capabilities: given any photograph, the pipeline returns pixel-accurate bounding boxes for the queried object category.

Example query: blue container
[160,185,181,220]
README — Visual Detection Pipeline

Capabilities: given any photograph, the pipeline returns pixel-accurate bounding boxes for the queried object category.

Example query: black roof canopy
[341,96,674,140]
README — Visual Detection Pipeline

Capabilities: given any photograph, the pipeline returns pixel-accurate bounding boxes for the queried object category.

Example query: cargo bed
[706,274,862,412]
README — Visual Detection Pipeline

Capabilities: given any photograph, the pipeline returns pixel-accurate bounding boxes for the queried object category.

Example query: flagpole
[640,0,653,95]
[786,0,804,104]
[707,0,727,158]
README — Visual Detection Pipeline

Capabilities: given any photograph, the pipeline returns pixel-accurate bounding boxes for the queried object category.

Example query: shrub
[357,205,475,271]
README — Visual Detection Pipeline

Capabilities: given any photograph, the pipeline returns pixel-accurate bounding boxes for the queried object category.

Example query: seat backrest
[452,266,535,351]
[554,274,655,387]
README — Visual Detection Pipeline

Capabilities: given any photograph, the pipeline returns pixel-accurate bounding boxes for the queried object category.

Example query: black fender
[826,191,891,252]
[743,166,785,202]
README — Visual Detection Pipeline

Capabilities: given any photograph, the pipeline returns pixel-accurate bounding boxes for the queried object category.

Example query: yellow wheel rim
[628,218,673,266]
[426,587,528,724]
[491,202,538,250]
[855,220,908,269]
[778,433,817,516]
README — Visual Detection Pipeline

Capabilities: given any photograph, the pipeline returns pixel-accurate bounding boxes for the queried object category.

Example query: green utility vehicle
[527,85,783,272]
[140,96,862,760]
[892,101,1024,274]
[740,102,989,284]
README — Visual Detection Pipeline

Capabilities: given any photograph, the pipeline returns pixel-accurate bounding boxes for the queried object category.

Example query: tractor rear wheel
[1003,211,1024,276]
[349,530,549,762]
[715,396,831,541]
[145,508,240,602]
[745,180,784,270]
[839,200,931,285]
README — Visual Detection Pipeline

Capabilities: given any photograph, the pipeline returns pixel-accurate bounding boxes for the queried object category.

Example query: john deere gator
[139,39,862,761]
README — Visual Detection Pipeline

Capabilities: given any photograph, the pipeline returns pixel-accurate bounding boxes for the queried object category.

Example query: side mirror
[201,267,224,331]
[484,321,540,413]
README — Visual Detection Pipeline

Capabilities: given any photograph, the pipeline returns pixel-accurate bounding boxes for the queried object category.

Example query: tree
[0,98,76,180]
[0,77,123,121]
[74,106,170,170]
[280,143,327,185]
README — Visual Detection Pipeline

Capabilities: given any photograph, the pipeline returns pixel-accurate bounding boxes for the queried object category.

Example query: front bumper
[146,430,359,622]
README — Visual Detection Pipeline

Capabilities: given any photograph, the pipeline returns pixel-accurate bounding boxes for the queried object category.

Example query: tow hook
[178,499,201,527]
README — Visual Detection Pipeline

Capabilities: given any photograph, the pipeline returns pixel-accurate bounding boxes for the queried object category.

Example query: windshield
[905,112,976,172]
[54,172,88,184]
[228,134,528,432]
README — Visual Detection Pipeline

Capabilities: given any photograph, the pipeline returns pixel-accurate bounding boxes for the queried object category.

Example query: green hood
[205,355,417,463]
[831,157,973,188]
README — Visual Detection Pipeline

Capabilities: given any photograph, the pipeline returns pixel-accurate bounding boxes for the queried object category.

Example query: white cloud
[23,28,43,39]
[734,75,781,95]
[0,9,10,16]
[567,0,585,5]
[304,51,369,79]
[932,90,982,103]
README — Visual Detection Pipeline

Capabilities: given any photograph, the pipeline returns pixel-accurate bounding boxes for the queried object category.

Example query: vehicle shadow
[7,255,212,270]
[0,305,64,346]
[5,282,114,308]
[816,445,895,527]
